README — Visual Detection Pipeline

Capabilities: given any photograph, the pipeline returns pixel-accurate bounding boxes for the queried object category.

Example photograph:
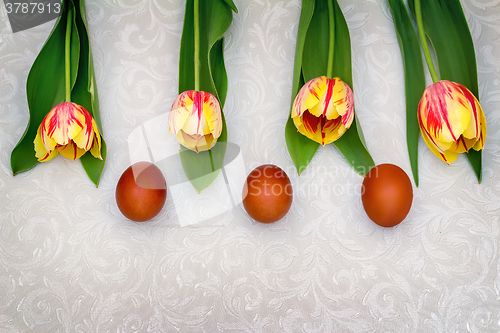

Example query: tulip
[168,90,223,153]
[291,76,354,146]
[418,80,486,164]
[34,102,102,162]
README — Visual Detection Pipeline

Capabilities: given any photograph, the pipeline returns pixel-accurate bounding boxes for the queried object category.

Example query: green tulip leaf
[179,114,228,193]
[330,0,374,176]
[72,0,106,186]
[387,0,426,186]
[287,0,374,176]
[11,0,80,175]
[285,115,319,176]
[209,38,229,109]
[289,0,315,103]
[178,0,236,192]
[222,0,238,13]
[302,0,328,82]
[285,0,318,175]
[409,0,482,182]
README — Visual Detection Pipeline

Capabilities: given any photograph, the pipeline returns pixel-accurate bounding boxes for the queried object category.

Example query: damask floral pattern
[1,0,499,332]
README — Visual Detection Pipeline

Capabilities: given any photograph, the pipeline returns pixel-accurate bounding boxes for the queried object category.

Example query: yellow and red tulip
[34,102,102,162]
[168,90,223,153]
[291,76,354,146]
[418,80,486,164]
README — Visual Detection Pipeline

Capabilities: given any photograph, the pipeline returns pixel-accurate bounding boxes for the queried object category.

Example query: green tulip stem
[194,0,200,91]
[415,0,439,83]
[65,12,72,102]
[326,0,335,79]
[209,149,215,172]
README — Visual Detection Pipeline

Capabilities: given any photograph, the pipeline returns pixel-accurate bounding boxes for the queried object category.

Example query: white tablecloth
[1,0,499,331]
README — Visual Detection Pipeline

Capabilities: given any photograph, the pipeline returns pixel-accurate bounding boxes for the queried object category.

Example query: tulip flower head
[168,90,223,153]
[292,76,354,146]
[418,80,486,164]
[34,102,102,162]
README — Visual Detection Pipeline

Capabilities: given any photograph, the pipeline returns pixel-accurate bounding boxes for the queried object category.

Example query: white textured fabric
[1,0,500,332]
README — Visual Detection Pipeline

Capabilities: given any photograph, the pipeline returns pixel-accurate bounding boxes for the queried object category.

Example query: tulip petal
[33,102,101,163]
[316,77,353,121]
[441,150,459,164]
[46,102,86,145]
[181,92,212,136]
[176,130,216,153]
[473,108,486,151]
[291,76,354,146]
[39,123,57,153]
[419,120,456,157]
[72,115,102,160]
[73,116,94,151]
[203,134,216,151]
[177,131,194,151]
[58,141,86,160]
[169,90,223,153]
[89,119,102,159]
[458,83,482,142]
[322,117,345,144]
[340,102,354,129]
[311,77,337,119]
[169,91,193,135]
[34,129,46,158]
[448,136,471,154]
[420,125,458,164]
[89,136,102,159]
[418,80,487,164]
[292,76,325,118]
[456,83,486,151]
[202,92,223,139]
[337,80,355,129]
[419,81,471,146]
[298,111,345,146]
[34,128,58,162]
[300,111,322,143]
[37,149,59,162]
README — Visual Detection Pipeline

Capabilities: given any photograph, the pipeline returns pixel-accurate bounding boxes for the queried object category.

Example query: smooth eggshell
[116,162,167,222]
[242,164,293,223]
[361,163,413,227]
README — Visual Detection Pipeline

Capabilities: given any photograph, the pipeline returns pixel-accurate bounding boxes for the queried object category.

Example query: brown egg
[242,164,293,223]
[116,161,167,222]
[361,163,413,227]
